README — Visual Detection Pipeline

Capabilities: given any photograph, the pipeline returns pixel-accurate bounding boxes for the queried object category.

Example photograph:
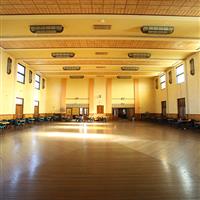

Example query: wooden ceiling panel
[1,0,200,17]
[1,39,199,50]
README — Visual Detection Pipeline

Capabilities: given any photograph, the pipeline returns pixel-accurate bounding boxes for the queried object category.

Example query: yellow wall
[0,48,47,116]
[112,78,134,105]
[154,51,200,116]
[46,77,155,115]
[66,79,89,105]
[46,78,61,113]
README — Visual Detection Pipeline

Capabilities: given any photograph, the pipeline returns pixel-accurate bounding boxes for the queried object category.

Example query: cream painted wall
[46,77,155,115]
[112,78,134,105]
[0,48,47,116]
[94,78,106,113]
[46,78,61,113]
[186,52,200,114]
[138,78,155,113]
[154,51,200,116]
[66,79,89,105]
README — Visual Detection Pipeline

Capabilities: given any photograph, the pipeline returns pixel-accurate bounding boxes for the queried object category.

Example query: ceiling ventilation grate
[128,53,151,59]
[93,24,112,30]
[96,66,106,69]
[95,52,108,55]
[63,66,81,71]
[141,26,174,34]
[51,52,75,58]
[121,66,139,71]
[117,76,132,79]
[70,75,84,79]
[30,25,64,34]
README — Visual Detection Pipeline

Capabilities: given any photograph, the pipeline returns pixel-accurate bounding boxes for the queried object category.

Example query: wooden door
[16,104,23,119]
[177,98,186,119]
[34,106,39,117]
[161,101,167,117]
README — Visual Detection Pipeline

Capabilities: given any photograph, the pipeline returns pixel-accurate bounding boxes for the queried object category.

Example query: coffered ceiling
[0,3,200,78]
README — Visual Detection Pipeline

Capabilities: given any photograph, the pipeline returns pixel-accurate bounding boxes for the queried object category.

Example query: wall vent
[93,24,112,30]
[117,76,132,79]
[70,75,84,79]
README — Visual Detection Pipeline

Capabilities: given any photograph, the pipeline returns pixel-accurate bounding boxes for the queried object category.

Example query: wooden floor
[0,121,200,200]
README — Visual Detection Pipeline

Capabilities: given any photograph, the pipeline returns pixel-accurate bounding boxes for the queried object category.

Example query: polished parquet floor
[0,121,200,200]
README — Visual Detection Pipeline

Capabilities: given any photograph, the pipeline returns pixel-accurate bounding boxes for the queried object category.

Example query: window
[176,64,185,84]
[79,107,83,115]
[190,58,195,76]
[34,100,39,106]
[16,97,23,105]
[155,78,158,89]
[7,57,12,75]
[17,63,26,84]
[35,74,40,89]
[160,74,166,89]
[42,78,45,89]
[29,70,33,83]
[168,71,172,84]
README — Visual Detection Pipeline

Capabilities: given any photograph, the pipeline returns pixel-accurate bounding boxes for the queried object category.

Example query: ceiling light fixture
[51,52,75,58]
[121,66,139,71]
[128,53,151,59]
[63,66,81,71]
[30,25,64,34]
[70,75,84,79]
[117,76,132,79]
[141,26,174,34]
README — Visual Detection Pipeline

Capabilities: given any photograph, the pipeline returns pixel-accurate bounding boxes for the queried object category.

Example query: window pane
[177,74,185,84]
[35,81,40,89]
[176,64,184,76]
[34,101,39,106]
[161,82,166,89]
[80,107,83,115]
[35,74,40,82]
[16,98,23,105]
[17,73,25,83]
[160,74,166,83]
[17,64,25,74]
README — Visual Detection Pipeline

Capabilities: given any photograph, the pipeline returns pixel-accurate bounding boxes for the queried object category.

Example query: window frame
[176,64,185,84]
[160,74,166,90]
[35,74,41,90]
[17,63,26,84]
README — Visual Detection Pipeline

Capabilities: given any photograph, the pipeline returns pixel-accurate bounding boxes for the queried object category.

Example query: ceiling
[0,2,200,78]
[1,0,200,17]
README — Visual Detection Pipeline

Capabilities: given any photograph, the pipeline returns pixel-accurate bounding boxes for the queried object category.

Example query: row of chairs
[0,116,55,132]
[141,115,200,130]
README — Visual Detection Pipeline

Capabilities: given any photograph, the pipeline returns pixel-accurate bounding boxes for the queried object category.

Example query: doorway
[112,108,134,120]
[177,98,186,119]
[16,97,24,119]
[161,101,167,117]
[34,101,39,117]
